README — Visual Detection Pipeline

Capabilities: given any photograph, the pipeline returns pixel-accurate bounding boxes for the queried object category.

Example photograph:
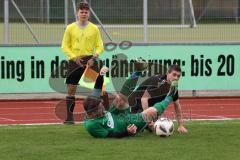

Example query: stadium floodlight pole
[181,0,185,25]
[235,0,238,23]
[239,0,240,22]
[64,0,69,27]
[46,0,50,23]
[189,0,197,27]
[143,0,148,43]
[72,0,77,21]
[40,0,44,23]
[4,0,9,44]
[10,0,40,44]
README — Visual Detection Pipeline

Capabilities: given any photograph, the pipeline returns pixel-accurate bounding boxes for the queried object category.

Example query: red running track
[0,97,240,125]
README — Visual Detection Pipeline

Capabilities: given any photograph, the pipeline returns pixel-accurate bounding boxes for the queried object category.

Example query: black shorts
[128,75,178,113]
[66,56,99,85]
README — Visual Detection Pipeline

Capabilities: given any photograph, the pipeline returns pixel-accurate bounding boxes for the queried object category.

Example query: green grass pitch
[1,120,240,160]
[1,23,240,44]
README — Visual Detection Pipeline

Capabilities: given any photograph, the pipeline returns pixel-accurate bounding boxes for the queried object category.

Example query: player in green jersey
[83,65,178,138]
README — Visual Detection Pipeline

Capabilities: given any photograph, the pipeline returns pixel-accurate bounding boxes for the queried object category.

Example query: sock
[94,75,104,90]
[120,77,139,97]
[66,96,75,121]
[154,96,173,115]
[92,89,102,98]
[91,74,104,97]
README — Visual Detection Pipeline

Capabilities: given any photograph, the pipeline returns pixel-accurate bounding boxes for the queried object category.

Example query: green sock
[154,96,173,115]
[120,77,138,97]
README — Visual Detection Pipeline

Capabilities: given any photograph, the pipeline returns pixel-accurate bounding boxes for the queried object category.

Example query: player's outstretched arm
[173,100,188,133]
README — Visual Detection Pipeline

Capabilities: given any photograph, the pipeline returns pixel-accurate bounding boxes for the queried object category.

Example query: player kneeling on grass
[83,66,178,138]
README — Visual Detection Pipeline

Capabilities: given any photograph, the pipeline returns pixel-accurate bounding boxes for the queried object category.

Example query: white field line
[0,116,16,121]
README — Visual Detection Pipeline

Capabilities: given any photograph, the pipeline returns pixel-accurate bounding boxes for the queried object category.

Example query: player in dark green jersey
[83,65,178,138]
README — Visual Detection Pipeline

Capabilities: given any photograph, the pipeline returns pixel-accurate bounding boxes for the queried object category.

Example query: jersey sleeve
[86,122,110,138]
[95,27,104,55]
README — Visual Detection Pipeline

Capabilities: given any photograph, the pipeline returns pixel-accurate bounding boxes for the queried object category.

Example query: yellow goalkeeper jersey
[61,22,104,60]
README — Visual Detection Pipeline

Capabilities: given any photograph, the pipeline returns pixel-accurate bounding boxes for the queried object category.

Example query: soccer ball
[154,118,174,137]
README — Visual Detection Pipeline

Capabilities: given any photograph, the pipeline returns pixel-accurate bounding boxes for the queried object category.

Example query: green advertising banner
[0,45,239,93]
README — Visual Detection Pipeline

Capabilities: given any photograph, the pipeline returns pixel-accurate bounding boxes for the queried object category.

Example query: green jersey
[84,105,147,138]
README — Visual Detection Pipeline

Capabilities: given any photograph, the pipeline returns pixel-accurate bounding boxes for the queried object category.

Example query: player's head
[77,1,90,22]
[166,65,182,83]
[83,96,105,118]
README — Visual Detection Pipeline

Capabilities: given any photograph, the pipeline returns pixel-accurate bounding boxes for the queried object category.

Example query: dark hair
[83,96,101,113]
[77,1,89,11]
[168,65,181,73]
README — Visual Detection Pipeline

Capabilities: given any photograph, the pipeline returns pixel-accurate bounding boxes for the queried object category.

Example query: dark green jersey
[84,105,147,138]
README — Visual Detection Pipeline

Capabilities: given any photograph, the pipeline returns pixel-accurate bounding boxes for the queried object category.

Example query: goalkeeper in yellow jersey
[61,1,104,124]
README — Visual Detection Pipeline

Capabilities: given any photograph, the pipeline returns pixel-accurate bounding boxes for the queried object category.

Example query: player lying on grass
[83,65,179,138]
[129,65,188,133]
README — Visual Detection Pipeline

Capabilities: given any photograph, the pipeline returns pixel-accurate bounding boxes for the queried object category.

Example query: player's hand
[127,124,137,135]
[100,66,109,75]
[177,125,188,134]
[146,121,154,132]
[87,54,99,67]
[93,53,99,59]
[87,58,95,67]
[75,57,84,67]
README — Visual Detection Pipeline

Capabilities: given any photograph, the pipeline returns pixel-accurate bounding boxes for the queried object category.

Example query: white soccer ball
[154,118,174,137]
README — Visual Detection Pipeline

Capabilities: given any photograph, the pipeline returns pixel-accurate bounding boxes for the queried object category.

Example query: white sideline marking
[0,116,16,121]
